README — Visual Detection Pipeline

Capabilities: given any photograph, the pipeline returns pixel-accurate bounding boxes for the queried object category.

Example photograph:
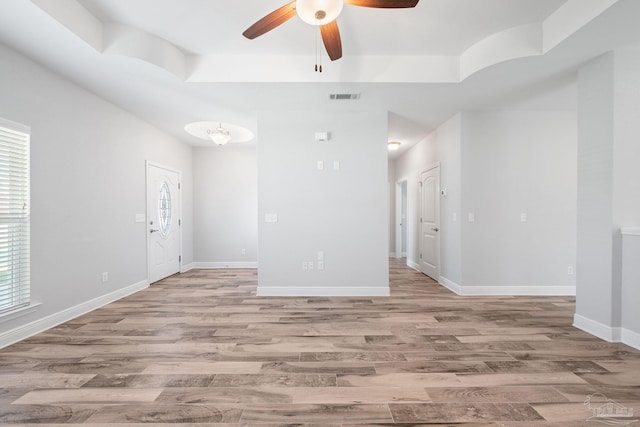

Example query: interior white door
[419,166,440,280]
[147,163,181,283]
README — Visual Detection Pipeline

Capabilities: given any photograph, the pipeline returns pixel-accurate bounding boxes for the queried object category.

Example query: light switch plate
[265,213,278,223]
[317,161,324,171]
[468,213,475,223]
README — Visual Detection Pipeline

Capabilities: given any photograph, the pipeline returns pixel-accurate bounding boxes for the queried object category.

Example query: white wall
[621,230,640,348]
[575,49,640,347]
[192,146,257,267]
[392,114,461,274]
[461,111,577,291]
[435,114,462,285]
[388,158,396,255]
[0,42,193,345]
[257,110,389,296]
[393,133,437,269]
[576,52,616,330]
[390,110,577,294]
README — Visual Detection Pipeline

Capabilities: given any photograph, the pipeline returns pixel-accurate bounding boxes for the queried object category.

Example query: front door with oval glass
[147,163,181,283]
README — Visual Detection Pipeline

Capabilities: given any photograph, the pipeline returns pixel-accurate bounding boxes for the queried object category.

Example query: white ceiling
[1,0,639,158]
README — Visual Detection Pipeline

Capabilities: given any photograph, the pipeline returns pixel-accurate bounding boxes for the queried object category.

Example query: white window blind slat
[0,118,30,314]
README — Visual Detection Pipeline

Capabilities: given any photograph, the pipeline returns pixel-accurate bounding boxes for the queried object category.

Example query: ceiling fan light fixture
[296,0,344,25]
[388,141,401,151]
[207,124,232,146]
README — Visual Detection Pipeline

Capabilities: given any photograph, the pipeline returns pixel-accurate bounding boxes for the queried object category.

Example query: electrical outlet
[241,248,246,255]
[568,266,574,275]
[308,261,314,270]
[520,213,527,222]
[102,272,108,283]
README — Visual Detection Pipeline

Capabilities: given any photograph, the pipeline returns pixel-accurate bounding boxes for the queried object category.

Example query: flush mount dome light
[296,0,344,25]
[388,141,402,151]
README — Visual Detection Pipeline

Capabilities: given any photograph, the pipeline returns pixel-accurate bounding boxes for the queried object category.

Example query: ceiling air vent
[329,93,361,101]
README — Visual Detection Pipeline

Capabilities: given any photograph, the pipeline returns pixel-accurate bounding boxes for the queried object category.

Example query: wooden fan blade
[320,20,343,61]
[242,1,297,39]
[344,0,419,8]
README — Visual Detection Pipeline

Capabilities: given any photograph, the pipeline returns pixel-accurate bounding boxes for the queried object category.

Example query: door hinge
[178,182,181,190]
[179,255,182,262]
[178,219,181,226]
[420,253,422,259]
[420,217,422,223]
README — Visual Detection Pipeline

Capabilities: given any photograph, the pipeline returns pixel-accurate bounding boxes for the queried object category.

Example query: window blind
[0,118,30,314]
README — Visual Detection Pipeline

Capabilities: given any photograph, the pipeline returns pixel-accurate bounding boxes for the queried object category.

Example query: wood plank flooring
[1,258,639,425]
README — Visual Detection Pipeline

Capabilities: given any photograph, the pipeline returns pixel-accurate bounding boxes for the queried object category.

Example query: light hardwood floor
[1,259,639,425]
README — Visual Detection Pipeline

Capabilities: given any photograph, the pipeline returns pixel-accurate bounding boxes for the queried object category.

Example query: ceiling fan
[242,0,420,63]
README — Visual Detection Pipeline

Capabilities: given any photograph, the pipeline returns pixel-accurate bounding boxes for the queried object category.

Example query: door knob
[432,227,439,232]
[150,229,160,234]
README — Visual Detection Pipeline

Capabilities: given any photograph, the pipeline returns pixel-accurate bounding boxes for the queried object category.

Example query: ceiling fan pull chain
[319,29,323,73]
[315,28,319,72]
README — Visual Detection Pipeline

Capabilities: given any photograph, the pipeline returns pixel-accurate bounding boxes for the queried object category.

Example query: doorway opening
[395,180,408,259]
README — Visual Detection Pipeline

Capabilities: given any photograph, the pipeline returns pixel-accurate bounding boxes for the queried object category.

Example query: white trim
[180,262,195,273]
[0,117,30,133]
[438,276,463,294]
[256,286,390,297]
[407,259,420,272]
[458,285,575,296]
[0,280,148,349]
[192,262,258,269]
[395,179,408,260]
[419,163,441,280]
[438,277,574,296]
[573,313,621,342]
[573,315,640,350]
[621,328,640,350]
[146,161,183,282]
[0,302,42,324]
[389,252,396,258]
[621,227,640,236]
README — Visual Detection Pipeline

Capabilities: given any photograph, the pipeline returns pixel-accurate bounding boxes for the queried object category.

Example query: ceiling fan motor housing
[297,0,344,25]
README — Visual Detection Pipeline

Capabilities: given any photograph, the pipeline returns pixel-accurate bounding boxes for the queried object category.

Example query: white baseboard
[438,276,463,294]
[573,313,621,342]
[181,262,195,273]
[439,277,575,296]
[256,286,390,297]
[0,280,148,349]
[192,262,258,269]
[622,328,640,350]
[407,260,420,272]
[460,285,576,296]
